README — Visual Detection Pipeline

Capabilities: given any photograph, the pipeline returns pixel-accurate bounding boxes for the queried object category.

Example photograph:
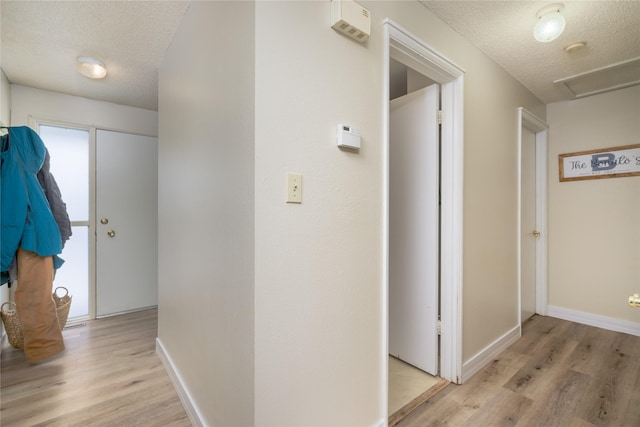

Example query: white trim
[517,108,549,324]
[156,338,205,427]
[381,23,390,423]
[383,19,465,389]
[548,306,640,337]
[461,324,521,382]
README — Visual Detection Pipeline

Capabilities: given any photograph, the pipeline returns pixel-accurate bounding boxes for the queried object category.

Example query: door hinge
[437,110,443,125]
[437,319,442,335]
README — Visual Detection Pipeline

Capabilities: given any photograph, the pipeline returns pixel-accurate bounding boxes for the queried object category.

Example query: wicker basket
[53,286,72,330]
[1,302,24,349]
[1,286,72,349]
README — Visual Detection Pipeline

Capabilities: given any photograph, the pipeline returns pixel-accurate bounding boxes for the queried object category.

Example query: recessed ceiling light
[564,41,587,53]
[76,56,107,79]
[534,3,566,43]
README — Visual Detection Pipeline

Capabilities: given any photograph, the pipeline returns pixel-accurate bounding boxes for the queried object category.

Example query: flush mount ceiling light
[533,3,566,43]
[76,56,107,79]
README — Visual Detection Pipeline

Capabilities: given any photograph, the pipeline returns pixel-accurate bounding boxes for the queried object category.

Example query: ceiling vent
[554,57,640,99]
[331,0,370,43]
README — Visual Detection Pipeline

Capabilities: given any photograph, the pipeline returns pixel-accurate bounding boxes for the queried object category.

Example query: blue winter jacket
[1,126,63,273]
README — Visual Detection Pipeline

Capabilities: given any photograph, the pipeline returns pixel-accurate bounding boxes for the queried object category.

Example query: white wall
[548,86,640,326]
[158,1,545,425]
[1,70,10,124]
[254,2,383,424]
[1,70,11,338]
[10,85,157,136]
[157,2,255,426]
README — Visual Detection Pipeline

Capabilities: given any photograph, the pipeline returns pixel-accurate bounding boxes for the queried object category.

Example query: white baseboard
[156,338,205,427]
[461,324,521,383]
[547,305,640,337]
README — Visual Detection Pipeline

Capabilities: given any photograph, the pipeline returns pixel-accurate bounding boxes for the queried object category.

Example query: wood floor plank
[503,333,580,400]
[515,368,591,427]
[463,388,532,427]
[575,331,640,426]
[1,309,191,426]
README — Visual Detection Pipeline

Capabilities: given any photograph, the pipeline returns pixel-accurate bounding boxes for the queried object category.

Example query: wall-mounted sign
[559,144,640,182]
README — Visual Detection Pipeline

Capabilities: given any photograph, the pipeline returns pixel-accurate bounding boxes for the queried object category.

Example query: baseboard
[156,338,205,427]
[461,324,521,383]
[372,418,386,427]
[547,305,640,337]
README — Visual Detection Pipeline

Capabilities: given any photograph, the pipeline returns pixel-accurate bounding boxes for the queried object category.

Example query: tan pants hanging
[15,248,65,363]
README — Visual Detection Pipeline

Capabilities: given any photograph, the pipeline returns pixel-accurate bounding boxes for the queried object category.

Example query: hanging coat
[37,148,72,246]
[1,126,63,274]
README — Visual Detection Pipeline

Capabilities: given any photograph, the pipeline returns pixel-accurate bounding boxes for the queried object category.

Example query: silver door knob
[107,230,116,238]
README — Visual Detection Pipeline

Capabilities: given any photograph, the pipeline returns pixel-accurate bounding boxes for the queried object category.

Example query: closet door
[96,130,158,316]
[389,84,440,376]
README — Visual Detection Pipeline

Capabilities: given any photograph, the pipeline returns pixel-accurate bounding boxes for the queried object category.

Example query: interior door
[389,84,439,375]
[96,130,158,316]
[521,126,537,321]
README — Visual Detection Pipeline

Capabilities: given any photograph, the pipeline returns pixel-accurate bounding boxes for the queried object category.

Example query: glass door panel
[38,124,90,319]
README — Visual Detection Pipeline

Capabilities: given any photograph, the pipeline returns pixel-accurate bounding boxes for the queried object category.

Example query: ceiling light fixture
[76,56,107,79]
[533,3,566,43]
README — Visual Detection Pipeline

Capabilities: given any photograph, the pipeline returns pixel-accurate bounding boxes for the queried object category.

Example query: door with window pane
[39,125,91,319]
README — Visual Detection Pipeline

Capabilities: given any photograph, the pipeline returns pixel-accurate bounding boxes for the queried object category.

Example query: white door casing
[517,108,549,323]
[383,20,465,408]
[96,130,158,317]
[389,84,440,375]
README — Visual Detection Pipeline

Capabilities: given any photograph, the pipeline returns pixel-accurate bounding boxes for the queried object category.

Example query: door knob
[107,230,116,238]
[100,218,109,225]
[530,230,541,238]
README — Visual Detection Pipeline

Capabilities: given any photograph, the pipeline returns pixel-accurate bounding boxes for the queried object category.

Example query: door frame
[517,108,549,323]
[382,19,465,412]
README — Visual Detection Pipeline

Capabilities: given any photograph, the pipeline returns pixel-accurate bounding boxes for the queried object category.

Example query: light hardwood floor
[3,311,639,426]
[396,315,640,427]
[1,309,190,426]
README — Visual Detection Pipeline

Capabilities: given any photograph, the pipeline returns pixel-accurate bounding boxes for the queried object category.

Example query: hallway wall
[157,2,255,426]
[547,86,640,329]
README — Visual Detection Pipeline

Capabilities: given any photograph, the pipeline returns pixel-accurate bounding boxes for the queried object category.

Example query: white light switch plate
[287,173,302,204]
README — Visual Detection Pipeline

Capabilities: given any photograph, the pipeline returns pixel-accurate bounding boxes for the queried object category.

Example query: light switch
[287,173,302,204]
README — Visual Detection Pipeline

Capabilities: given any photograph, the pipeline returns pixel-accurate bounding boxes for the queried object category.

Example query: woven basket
[53,286,72,330]
[1,287,72,349]
[1,302,24,349]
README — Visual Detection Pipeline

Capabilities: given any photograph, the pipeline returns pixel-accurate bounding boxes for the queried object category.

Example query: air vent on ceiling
[554,57,640,99]
[330,0,370,43]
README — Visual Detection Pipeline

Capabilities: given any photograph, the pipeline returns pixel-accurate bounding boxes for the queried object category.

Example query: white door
[521,127,537,321]
[96,130,158,316]
[389,84,439,375]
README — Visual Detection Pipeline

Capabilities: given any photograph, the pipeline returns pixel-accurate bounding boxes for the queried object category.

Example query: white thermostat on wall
[337,124,361,150]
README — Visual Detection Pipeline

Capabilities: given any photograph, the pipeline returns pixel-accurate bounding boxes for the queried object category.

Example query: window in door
[38,124,90,319]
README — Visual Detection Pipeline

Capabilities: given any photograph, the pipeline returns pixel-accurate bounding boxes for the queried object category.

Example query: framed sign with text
[559,144,640,182]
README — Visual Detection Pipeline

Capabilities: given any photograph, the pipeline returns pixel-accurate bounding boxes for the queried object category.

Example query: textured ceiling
[1,1,638,110]
[420,1,640,103]
[1,1,190,111]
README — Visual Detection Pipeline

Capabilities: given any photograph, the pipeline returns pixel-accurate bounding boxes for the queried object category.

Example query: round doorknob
[100,218,109,225]
[107,230,116,238]
[531,230,541,238]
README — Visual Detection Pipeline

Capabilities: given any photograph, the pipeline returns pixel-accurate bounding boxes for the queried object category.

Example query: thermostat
[337,124,361,149]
